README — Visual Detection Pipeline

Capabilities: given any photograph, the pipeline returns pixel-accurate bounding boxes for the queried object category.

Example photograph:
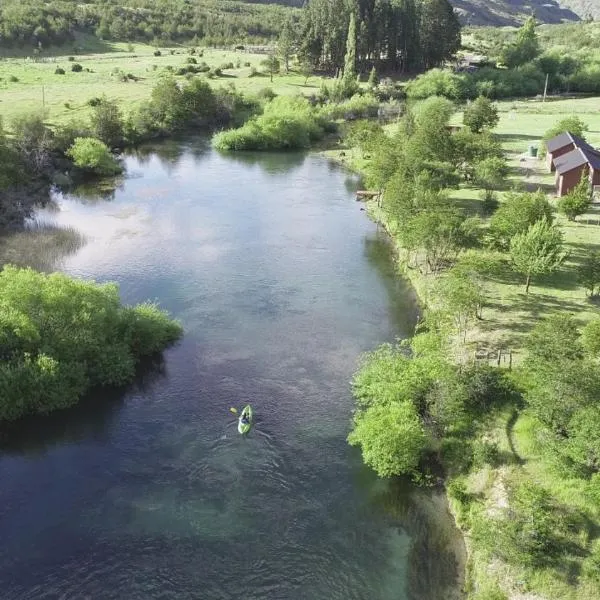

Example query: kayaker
[241,413,249,424]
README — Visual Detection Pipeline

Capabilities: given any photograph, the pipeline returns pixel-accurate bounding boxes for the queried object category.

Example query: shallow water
[0,140,463,599]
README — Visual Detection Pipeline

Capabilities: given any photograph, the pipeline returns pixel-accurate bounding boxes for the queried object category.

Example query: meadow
[0,38,328,126]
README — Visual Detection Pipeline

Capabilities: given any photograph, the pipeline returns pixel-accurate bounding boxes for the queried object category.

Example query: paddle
[229,407,238,414]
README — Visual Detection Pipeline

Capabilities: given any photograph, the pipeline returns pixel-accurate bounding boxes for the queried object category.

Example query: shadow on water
[371,479,466,600]
[363,229,420,333]
[220,150,307,175]
[0,355,168,457]
[128,136,211,171]
[0,221,86,272]
[58,175,125,204]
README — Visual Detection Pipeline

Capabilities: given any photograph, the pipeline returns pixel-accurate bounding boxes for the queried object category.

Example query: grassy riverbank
[323,96,600,599]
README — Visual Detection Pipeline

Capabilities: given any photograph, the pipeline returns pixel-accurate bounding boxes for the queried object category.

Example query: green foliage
[67,137,122,175]
[499,16,541,68]
[300,0,460,74]
[540,116,588,157]
[557,170,592,221]
[367,66,378,89]
[489,190,553,250]
[473,156,508,192]
[496,480,579,567]
[212,96,328,151]
[406,69,468,101]
[261,54,280,82]
[0,266,182,422]
[71,63,83,73]
[89,97,124,148]
[437,266,485,340]
[319,94,379,121]
[347,401,427,478]
[0,0,296,48]
[581,318,600,356]
[277,17,295,73]
[510,219,566,293]
[463,96,499,133]
[343,11,356,80]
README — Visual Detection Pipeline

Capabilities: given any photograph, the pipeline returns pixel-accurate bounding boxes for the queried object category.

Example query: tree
[0,266,182,422]
[299,58,314,85]
[11,113,54,175]
[474,156,508,193]
[90,97,124,148]
[343,11,357,80]
[500,16,541,68]
[438,267,485,341]
[367,66,378,89]
[541,116,588,157]
[510,219,566,293]
[579,252,600,298]
[67,137,122,176]
[582,318,600,356]
[557,169,591,221]
[463,96,499,133]
[278,18,295,73]
[489,190,553,249]
[347,401,427,478]
[261,54,280,82]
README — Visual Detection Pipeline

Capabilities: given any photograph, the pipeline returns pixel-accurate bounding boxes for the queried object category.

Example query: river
[0,139,464,600]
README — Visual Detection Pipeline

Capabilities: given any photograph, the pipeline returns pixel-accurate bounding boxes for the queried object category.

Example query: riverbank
[320,96,600,599]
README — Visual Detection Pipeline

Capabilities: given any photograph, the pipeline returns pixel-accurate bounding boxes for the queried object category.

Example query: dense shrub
[320,94,379,121]
[71,63,83,72]
[406,68,470,101]
[212,96,330,151]
[0,266,182,422]
[489,190,553,249]
[67,137,122,175]
[55,67,66,75]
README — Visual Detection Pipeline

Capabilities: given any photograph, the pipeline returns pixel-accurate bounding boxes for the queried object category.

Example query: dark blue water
[0,140,464,599]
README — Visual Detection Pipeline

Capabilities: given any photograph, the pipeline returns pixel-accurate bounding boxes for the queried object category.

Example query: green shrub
[55,67,66,75]
[153,50,161,57]
[0,266,182,422]
[320,94,379,121]
[212,96,330,151]
[406,68,470,101]
[71,63,83,72]
[9,75,19,83]
[67,137,122,175]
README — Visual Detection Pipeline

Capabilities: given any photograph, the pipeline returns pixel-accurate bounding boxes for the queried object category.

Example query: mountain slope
[449,0,599,25]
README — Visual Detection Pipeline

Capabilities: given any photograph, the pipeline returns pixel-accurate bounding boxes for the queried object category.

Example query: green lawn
[0,40,329,126]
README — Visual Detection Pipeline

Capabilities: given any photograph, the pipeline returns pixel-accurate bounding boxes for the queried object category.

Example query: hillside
[450,0,598,25]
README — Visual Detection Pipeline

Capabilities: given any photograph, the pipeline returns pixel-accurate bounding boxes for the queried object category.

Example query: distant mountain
[251,0,598,25]
[449,0,599,25]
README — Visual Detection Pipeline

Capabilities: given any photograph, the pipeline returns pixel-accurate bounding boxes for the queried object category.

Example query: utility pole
[543,73,549,103]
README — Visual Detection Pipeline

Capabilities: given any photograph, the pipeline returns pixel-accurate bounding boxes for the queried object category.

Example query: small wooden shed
[545,132,592,172]
[553,146,600,197]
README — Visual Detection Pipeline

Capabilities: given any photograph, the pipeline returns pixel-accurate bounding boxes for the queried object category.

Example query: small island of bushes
[0,266,183,422]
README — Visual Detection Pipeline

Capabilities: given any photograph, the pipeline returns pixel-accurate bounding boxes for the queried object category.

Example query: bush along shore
[334,90,600,597]
[0,76,263,228]
[0,266,183,422]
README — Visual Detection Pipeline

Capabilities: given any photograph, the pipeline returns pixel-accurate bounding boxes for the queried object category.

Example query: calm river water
[0,140,464,600]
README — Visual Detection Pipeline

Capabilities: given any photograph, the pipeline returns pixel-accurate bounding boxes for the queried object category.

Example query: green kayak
[237,405,253,434]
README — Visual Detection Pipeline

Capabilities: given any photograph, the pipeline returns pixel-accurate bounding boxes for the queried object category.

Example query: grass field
[0,38,329,126]
[330,97,600,361]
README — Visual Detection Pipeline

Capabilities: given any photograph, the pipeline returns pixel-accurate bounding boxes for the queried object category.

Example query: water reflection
[0,356,168,457]
[363,230,419,334]
[221,150,306,175]
[371,479,466,600]
[129,137,209,172]
[59,176,125,204]
[0,222,85,272]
